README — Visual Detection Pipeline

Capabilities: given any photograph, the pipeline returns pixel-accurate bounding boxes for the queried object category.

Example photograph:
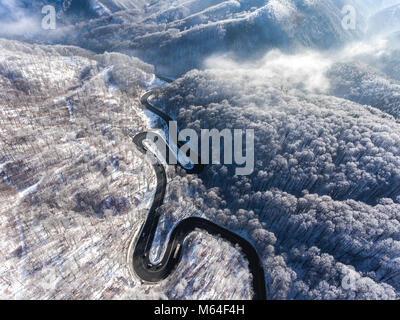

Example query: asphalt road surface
[130,77,266,300]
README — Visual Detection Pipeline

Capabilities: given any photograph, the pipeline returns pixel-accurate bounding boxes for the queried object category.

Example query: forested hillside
[152,65,400,299]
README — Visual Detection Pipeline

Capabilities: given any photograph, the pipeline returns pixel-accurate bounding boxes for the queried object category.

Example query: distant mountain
[63,0,364,76]
[0,0,366,76]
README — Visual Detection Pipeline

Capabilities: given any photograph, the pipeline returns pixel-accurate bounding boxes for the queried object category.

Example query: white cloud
[204,49,333,93]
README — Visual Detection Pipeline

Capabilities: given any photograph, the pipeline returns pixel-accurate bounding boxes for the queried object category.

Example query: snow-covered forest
[1,0,400,300]
[153,63,400,298]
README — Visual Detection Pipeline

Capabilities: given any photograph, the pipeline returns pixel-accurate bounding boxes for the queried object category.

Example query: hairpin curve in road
[129,76,266,300]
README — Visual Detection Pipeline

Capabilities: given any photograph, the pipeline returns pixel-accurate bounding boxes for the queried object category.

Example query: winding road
[129,77,266,300]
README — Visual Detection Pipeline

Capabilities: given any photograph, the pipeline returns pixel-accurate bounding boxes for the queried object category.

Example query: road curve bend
[130,77,266,300]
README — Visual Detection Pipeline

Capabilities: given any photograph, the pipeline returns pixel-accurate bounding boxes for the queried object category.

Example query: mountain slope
[0,0,364,76]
